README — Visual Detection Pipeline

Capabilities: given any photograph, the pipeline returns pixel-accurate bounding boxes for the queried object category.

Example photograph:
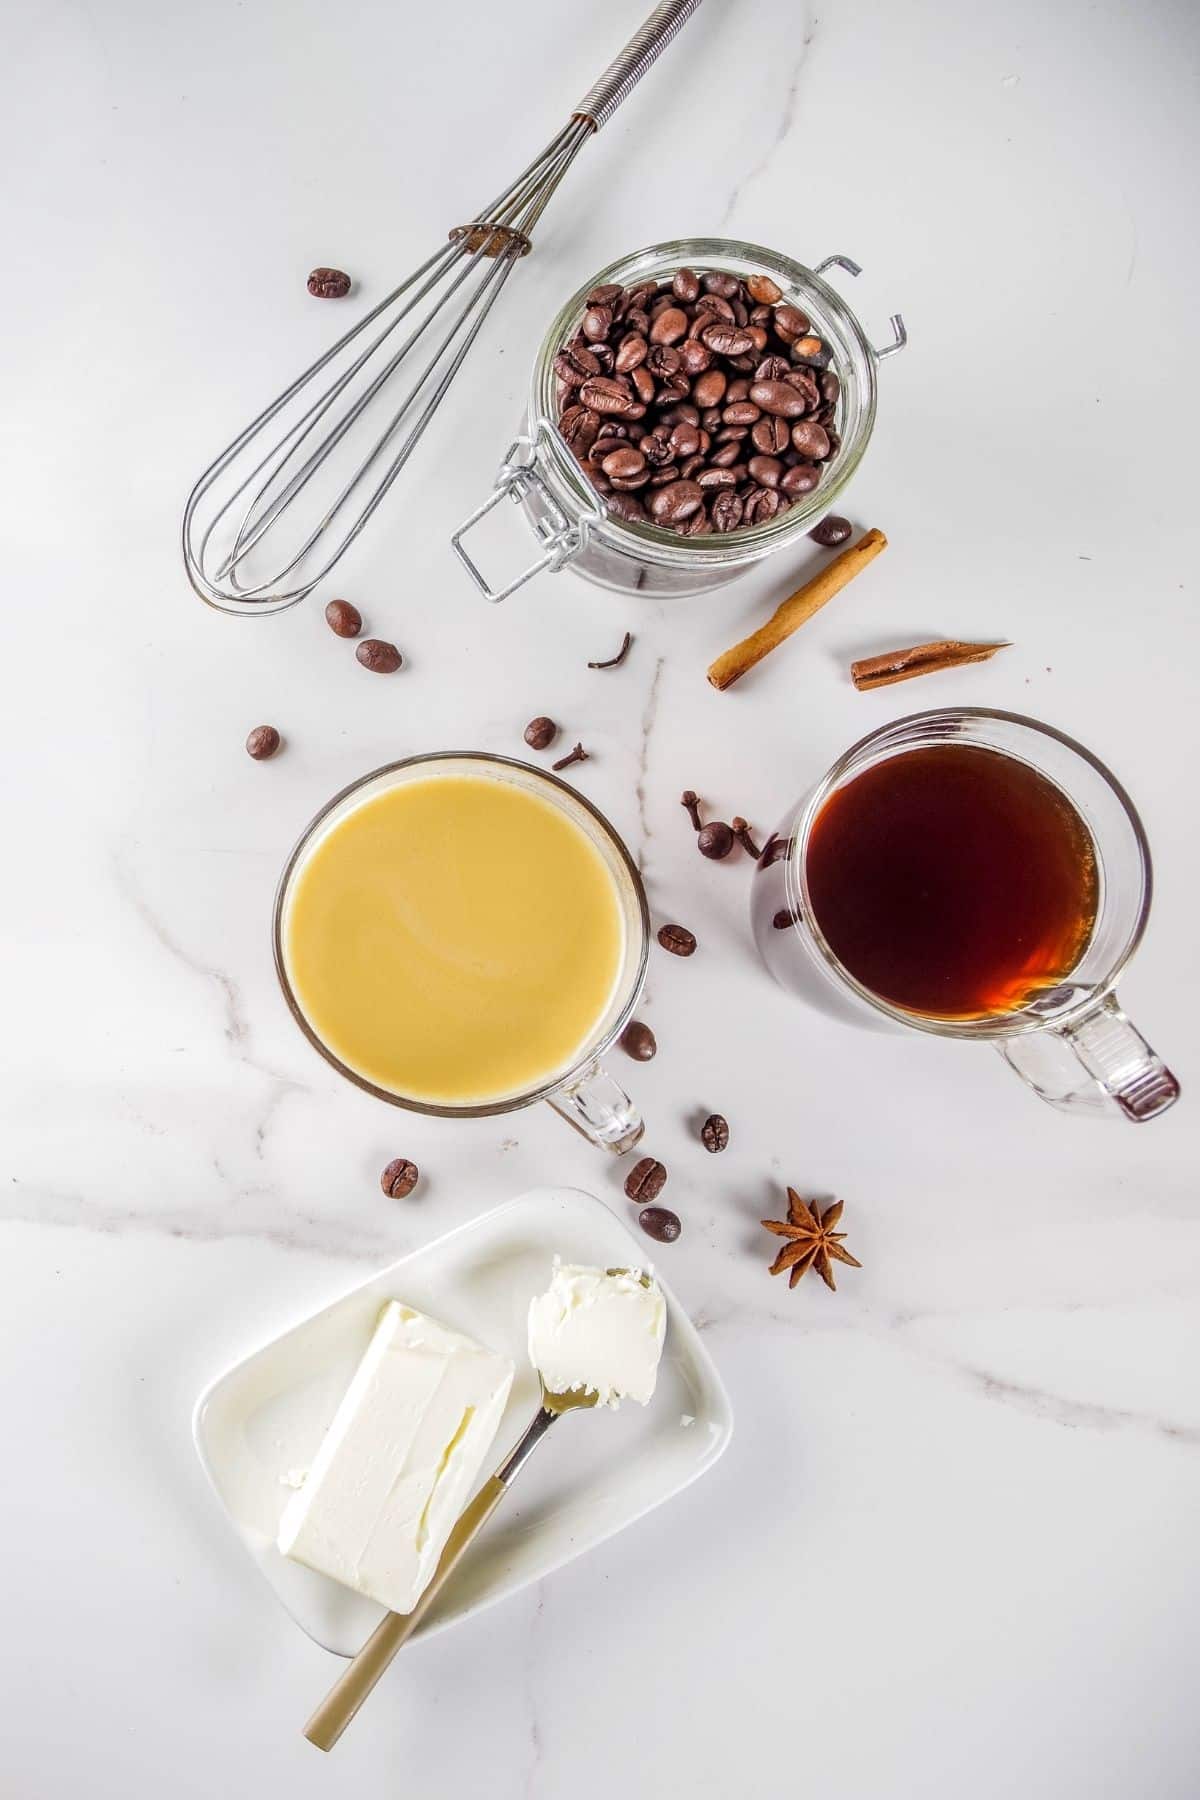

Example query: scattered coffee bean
[680,789,704,831]
[552,741,589,772]
[356,638,402,673]
[620,1019,657,1062]
[380,1157,419,1199]
[245,725,280,760]
[700,1113,730,1153]
[324,598,362,638]
[809,514,853,548]
[697,820,734,860]
[555,268,843,536]
[625,1157,668,1202]
[657,923,697,956]
[731,817,763,858]
[772,907,799,929]
[524,716,558,750]
[588,630,633,670]
[639,1205,681,1244]
[307,267,351,298]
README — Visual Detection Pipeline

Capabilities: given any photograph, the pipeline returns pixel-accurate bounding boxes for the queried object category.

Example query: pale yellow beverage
[281,772,626,1106]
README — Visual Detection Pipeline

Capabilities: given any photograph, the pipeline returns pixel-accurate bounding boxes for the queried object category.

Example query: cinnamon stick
[706,528,888,691]
[850,638,1009,691]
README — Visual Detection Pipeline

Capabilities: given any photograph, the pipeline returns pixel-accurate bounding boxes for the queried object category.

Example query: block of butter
[277,1301,514,1613]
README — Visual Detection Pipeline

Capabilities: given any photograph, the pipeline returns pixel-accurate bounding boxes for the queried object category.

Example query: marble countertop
[6,0,1199,1792]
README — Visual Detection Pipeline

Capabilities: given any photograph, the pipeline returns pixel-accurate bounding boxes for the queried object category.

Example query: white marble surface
[5,0,1200,1792]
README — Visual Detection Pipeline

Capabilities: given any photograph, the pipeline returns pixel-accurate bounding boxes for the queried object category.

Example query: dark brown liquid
[805,744,1099,1019]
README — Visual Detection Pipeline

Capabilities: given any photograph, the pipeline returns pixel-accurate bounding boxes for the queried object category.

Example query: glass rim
[530,235,879,569]
[790,706,1154,1041]
[272,751,651,1115]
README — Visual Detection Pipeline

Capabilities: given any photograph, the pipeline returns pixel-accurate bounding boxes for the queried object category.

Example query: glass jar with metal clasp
[452,236,906,604]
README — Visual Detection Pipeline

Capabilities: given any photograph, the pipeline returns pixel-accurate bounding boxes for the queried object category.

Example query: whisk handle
[572,0,704,130]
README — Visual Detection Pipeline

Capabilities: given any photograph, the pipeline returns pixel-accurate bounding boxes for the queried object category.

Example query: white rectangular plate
[193,1188,733,1655]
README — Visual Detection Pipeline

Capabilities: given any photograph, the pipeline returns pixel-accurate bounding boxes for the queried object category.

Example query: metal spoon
[303,1364,601,1750]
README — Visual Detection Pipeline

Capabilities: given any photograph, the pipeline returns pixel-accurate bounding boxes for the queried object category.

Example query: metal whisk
[183,0,704,615]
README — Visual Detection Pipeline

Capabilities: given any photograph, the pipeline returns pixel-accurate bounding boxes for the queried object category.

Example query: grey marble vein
[634,654,665,864]
[719,18,817,227]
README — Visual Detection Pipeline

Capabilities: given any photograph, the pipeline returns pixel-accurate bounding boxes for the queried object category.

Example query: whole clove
[588,631,633,670]
[552,741,589,772]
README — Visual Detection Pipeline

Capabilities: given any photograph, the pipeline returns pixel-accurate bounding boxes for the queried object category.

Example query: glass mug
[752,709,1180,1122]
[273,754,649,1152]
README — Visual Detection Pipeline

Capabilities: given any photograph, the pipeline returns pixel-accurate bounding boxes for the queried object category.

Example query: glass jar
[452,237,906,602]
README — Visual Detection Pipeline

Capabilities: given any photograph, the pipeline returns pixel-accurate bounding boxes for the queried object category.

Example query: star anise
[761,1189,861,1291]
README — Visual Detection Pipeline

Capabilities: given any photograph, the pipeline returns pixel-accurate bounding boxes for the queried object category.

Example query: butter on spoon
[303,1263,666,1753]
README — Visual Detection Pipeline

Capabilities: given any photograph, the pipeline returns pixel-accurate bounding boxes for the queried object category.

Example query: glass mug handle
[998,993,1180,1123]
[546,1055,645,1154]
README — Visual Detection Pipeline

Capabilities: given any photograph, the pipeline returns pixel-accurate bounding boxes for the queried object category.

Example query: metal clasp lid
[451,426,605,603]
[814,254,907,362]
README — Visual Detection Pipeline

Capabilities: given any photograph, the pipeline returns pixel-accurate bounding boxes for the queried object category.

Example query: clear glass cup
[273,753,649,1152]
[752,708,1180,1122]
[452,238,905,602]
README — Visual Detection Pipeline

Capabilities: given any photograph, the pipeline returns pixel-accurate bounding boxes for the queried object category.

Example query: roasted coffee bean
[579,375,637,417]
[715,425,749,444]
[726,378,752,402]
[694,292,736,325]
[307,267,351,298]
[626,282,656,314]
[793,335,824,360]
[639,1205,681,1244]
[626,308,650,335]
[672,267,701,302]
[582,304,614,342]
[699,321,755,357]
[820,370,840,404]
[751,415,790,456]
[697,820,734,859]
[245,725,280,760]
[324,598,362,638]
[702,270,740,299]
[631,365,656,405]
[607,492,647,522]
[780,463,820,497]
[809,514,853,547]
[646,345,682,382]
[711,491,745,532]
[692,368,727,409]
[701,1112,730,1153]
[380,1157,419,1199]
[601,445,647,480]
[668,423,702,459]
[708,440,743,468]
[678,338,711,376]
[647,479,703,524]
[743,487,781,524]
[625,1156,668,1202]
[791,420,831,460]
[554,344,601,387]
[590,342,615,374]
[559,404,601,455]
[615,332,648,372]
[746,325,769,353]
[657,922,696,956]
[524,715,558,750]
[356,638,402,673]
[750,378,807,419]
[620,1019,657,1061]
[773,303,810,341]
[748,454,783,489]
[773,907,799,929]
[697,465,738,489]
[650,305,689,346]
[586,282,623,308]
[678,453,705,480]
[755,354,791,381]
[640,430,674,467]
[746,273,783,304]
[647,463,681,487]
[676,511,710,536]
[723,400,761,426]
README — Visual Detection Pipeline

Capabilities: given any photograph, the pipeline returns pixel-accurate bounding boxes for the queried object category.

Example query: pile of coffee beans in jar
[554,268,841,534]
